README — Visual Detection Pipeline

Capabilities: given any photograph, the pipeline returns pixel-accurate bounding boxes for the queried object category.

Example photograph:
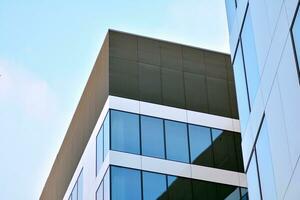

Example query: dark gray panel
[109,31,138,61]
[228,81,239,119]
[160,42,183,71]
[139,63,162,104]
[207,77,231,117]
[184,72,208,113]
[138,37,160,66]
[182,46,205,75]
[205,62,228,80]
[161,68,185,108]
[109,56,139,99]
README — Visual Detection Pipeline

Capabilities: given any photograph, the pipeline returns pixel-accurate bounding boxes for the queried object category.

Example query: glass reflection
[142,172,167,200]
[241,10,260,106]
[165,120,189,163]
[111,166,141,200]
[292,8,300,71]
[189,125,213,167]
[111,110,140,154]
[233,43,250,131]
[256,120,277,200]
[141,116,165,159]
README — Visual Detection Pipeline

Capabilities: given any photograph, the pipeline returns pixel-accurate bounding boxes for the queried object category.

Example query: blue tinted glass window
[104,169,110,200]
[71,182,78,200]
[142,172,167,200]
[241,10,260,106]
[256,120,277,200]
[96,127,104,175]
[111,110,140,154]
[292,7,300,70]
[233,43,250,131]
[103,112,110,159]
[212,129,240,172]
[188,125,213,166]
[165,120,189,163]
[225,0,236,31]
[141,116,165,159]
[96,181,103,200]
[111,166,142,200]
[247,152,261,200]
[77,171,83,200]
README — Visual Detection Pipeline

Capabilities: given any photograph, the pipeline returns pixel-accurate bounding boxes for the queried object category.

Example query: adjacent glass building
[41,30,248,200]
[225,0,300,199]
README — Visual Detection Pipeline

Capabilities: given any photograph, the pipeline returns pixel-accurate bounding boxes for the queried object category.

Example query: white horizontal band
[108,95,241,133]
[95,150,247,188]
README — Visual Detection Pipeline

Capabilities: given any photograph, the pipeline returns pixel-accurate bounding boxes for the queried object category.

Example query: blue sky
[0,0,229,199]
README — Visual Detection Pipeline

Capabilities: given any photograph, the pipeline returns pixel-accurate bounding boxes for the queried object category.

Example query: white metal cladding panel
[108,95,240,132]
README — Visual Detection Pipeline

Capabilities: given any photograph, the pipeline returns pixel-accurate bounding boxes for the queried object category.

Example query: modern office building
[225,0,300,199]
[40,30,248,200]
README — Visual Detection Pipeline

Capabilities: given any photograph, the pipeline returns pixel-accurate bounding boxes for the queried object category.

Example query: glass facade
[247,152,261,200]
[97,112,110,175]
[111,166,142,200]
[188,125,213,167]
[246,118,277,200]
[96,109,244,174]
[96,169,110,200]
[233,43,250,131]
[240,9,260,107]
[292,4,300,75]
[97,166,247,200]
[142,172,167,200]
[141,116,165,159]
[111,110,140,154]
[69,170,83,200]
[165,120,190,163]
[225,0,237,31]
[255,120,277,200]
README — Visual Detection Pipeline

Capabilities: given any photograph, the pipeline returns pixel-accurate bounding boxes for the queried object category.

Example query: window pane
[165,120,189,163]
[77,171,83,200]
[96,181,103,200]
[142,172,167,200]
[212,129,240,172]
[192,179,217,200]
[292,8,300,70]
[233,43,250,131]
[188,125,213,167]
[104,169,110,200]
[256,120,277,200]
[225,0,236,31]
[141,116,165,159]
[247,152,261,200]
[241,10,260,106]
[217,185,239,200]
[96,126,104,174]
[103,112,110,159]
[167,176,192,200]
[71,183,78,200]
[111,110,140,154]
[111,166,142,200]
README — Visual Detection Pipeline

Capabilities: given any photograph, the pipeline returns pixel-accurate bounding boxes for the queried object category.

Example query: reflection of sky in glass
[293,9,300,68]
[233,43,250,132]
[241,10,260,107]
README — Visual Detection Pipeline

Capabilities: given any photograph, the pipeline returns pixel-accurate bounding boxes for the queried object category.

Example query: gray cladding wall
[108,30,238,119]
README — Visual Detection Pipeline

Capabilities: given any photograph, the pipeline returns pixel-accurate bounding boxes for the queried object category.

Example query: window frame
[290,1,300,84]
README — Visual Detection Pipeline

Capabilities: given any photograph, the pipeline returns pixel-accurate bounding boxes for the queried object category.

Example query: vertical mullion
[254,149,263,200]
[240,39,252,112]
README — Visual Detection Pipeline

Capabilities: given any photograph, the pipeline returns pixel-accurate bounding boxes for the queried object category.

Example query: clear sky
[0,0,229,199]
